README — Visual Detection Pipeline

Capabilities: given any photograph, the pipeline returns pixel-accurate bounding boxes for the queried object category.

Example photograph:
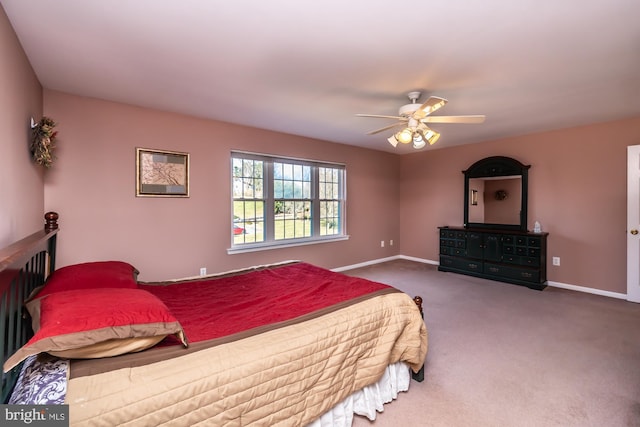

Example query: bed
[1,213,427,426]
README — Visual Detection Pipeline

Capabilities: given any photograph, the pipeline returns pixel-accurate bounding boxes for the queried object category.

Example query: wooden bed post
[412,295,425,382]
[413,296,423,316]
[44,212,58,272]
[44,211,59,231]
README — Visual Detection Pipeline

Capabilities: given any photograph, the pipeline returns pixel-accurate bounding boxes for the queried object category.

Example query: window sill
[227,235,350,255]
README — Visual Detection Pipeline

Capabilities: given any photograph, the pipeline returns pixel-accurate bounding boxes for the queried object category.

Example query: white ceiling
[3,0,640,154]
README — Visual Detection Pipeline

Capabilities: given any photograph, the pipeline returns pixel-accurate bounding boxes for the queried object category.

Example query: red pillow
[4,288,187,373]
[32,261,139,300]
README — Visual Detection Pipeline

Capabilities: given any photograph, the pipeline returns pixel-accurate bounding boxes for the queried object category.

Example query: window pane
[283,163,293,180]
[232,158,265,243]
[254,177,263,199]
[232,158,242,177]
[243,159,253,177]
[320,201,340,236]
[234,201,265,244]
[232,177,243,198]
[274,201,311,240]
[274,180,283,199]
[283,181,293,198]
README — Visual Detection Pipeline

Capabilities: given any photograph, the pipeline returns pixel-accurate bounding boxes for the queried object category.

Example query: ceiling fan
[356,92,485,149]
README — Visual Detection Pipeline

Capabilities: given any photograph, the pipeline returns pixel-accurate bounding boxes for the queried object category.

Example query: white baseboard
[396,255,439,265]
[333,256,628,300]
[546,280,627,300]
[331,256,402,272]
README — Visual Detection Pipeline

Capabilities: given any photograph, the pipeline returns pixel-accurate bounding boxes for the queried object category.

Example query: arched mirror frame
[463,156,531,231]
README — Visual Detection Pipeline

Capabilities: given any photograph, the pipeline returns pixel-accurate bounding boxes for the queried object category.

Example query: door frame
[627,145,640,303]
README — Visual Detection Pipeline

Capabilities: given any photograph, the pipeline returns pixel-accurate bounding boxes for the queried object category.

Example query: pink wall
[0,5,44,247]
[43,91,400,281]
[400,116,640,294]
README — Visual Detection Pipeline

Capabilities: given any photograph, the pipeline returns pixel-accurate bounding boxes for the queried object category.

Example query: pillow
[29,261,139,301]
[4,288,187,373]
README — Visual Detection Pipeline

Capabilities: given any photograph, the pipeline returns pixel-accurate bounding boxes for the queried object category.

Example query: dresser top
[439,226,549,237]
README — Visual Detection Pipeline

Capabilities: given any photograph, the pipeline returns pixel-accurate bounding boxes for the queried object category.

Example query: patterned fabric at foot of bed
[9,355,68,405]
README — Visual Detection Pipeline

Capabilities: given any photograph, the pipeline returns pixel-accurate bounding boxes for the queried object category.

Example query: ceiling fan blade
[412,96,448,119]
[356,113,406,120]
[367,122,405,135]
[366,122,405,135]
[421,115,486,124]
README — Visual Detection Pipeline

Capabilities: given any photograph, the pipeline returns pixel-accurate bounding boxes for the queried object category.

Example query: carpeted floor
[345,259,640,427]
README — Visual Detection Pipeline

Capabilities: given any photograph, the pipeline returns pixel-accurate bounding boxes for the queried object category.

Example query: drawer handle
[521,272,533,278]
[489,267,499,273]
[468,263,479,270]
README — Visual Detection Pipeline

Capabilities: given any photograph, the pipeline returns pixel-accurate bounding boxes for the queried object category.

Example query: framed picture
[136,148,190,197]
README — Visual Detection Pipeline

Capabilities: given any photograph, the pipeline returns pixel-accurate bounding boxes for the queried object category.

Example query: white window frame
[228,151,348,254]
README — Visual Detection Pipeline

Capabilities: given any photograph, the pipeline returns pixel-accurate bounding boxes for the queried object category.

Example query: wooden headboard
[0,212,59,402]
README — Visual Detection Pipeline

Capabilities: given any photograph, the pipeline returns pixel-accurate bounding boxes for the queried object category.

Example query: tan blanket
[66,292,427,426]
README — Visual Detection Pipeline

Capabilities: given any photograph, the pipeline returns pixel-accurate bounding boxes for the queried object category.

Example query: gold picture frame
[136,148,190,197]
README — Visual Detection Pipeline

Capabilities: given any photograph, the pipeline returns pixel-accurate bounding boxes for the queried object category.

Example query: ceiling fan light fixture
[412,137,426,149]
[397,128,413,144]
[387,135,399,147]
[424,129,441,145]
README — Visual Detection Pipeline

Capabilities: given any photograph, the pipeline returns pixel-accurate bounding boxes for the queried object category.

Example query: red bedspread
[139,262,394,344]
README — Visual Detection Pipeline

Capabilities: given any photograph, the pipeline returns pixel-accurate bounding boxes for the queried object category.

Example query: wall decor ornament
[30,117,58,168]
[494,190,508,201]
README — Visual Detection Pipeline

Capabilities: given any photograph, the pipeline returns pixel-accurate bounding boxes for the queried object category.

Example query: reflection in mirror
[468,177,522,225]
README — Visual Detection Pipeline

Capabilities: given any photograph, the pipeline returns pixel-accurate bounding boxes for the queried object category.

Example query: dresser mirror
[463,156,530,231]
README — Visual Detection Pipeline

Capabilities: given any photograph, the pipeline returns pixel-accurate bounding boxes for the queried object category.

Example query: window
[230,152,346,252]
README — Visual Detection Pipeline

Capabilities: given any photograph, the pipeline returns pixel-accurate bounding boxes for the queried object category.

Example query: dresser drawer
[442,229,462,239]
[484,263,540,283]
[440,255,482,273]
[441,246,466,256]
[502,254,520,264]
[528,248,540,257]
[527,237,541,247]
[502,254,540,267]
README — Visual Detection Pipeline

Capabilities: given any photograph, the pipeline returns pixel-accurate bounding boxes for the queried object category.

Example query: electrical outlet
[200,267,207,276]
[380,240,385,248]
[390,240,394,246]
[552,257,560,266]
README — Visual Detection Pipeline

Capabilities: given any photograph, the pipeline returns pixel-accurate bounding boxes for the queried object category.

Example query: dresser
[438,226,548,290]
